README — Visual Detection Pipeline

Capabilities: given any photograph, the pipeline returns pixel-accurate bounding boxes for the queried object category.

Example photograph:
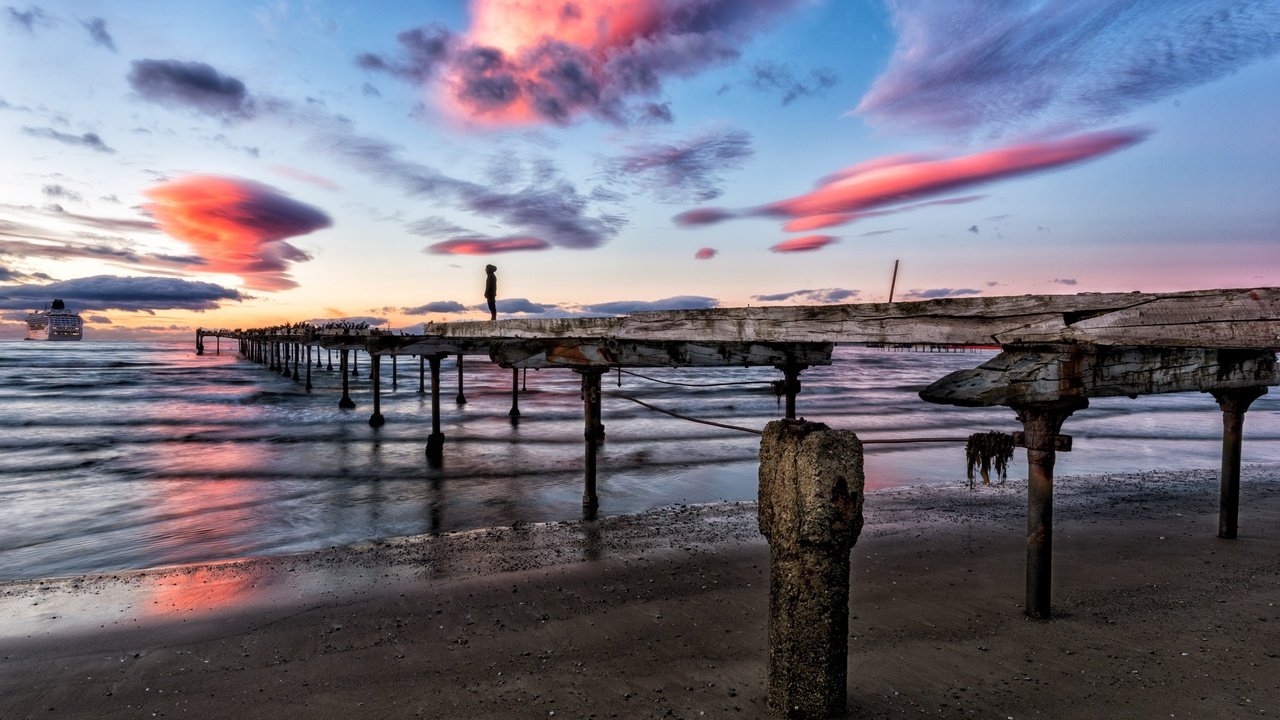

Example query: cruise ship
[25,299,84,341]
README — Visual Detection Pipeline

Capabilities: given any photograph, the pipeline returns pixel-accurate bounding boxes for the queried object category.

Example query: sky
[1,0,1277,339]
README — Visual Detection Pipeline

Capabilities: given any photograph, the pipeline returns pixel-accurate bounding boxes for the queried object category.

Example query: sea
[2,340,1277,582]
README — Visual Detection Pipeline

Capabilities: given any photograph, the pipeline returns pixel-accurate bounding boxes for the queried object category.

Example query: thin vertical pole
[351,350,359,377]
[888,259,899,303]
[291,343,299,381]
[418,355,426,395]
[392,354,398,390]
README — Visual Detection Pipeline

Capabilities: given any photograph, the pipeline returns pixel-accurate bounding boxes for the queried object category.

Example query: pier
[198,287,1278,717]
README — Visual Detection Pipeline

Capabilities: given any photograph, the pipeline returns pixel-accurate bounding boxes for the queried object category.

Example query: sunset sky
[2,0,1277,338]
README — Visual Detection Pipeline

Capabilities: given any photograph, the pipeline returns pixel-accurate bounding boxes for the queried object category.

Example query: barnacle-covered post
[758,419,864,719]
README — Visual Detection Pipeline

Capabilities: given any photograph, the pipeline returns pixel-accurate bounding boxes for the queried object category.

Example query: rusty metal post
[509,367,521,417]
[456,354,467,405]
[1211,386,1268,539]
[758,420,864,720]
[368,354,385,428]
[338,349,356,409]
[305,345,313,392]
[578,368,605,509]
[1013,398,1086,619]
[426,354,444,464]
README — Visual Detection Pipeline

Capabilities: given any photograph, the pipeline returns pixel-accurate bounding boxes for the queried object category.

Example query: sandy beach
[2,466,1277,719]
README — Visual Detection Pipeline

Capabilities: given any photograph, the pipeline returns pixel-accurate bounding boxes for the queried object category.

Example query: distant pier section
[198,287,1279,621]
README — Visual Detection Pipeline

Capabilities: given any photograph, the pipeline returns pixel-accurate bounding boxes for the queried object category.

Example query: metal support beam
[1013,398,1086,619]
[456,354,467,405]
[368,354,385,427]
[426,354,445,465]
[1210,386,1268,539]
[338,349,356,409]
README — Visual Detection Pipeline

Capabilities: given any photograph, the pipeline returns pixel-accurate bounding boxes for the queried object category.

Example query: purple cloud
[752,288,858,304]
[0,275,246,312]
[602,127,754,202]
[128,59,255,119]
[22,127,115,153]
[899,288,983,300]
[856,0,1280,136]
[403,300,468,314]
[582,296,719,315]
[748,61,838,105]
[82,18,115,51]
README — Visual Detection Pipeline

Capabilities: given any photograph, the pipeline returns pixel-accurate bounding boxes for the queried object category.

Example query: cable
[604,390,978,445]
[616,368,773,386]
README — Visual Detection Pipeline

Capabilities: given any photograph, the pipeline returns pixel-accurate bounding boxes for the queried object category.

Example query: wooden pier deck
[197,287,1279,623]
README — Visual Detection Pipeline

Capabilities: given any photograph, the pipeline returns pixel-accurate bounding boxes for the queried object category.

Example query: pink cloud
[694,247,717,259]
[368,0,802,126]
[144,176,330,291]
[675,129,1147,232]
[771,235,837,253]
[427,236,552,255]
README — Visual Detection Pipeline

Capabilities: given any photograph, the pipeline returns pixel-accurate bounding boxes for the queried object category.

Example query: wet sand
[2,466,1278,719]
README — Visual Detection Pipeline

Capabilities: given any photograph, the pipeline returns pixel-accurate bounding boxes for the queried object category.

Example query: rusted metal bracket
[1010,431,1073,452]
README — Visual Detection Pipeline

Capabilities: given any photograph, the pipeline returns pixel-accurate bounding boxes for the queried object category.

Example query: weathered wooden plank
[422,288,1280,349]
[365,335,493,357]
[488,339,834,369]
[920,345,1279,407]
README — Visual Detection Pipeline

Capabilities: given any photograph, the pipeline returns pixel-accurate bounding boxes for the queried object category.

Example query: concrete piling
[757,419,864,720]
[369,354,385,427]
[426,354,445,465]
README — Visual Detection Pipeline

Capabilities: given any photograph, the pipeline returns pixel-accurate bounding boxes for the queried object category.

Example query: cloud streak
[675,129,1147,234]
[360,0,806,126]
[22,127,115,153]
[856,0,1280,136]
[0,275,245,312]
[143,176,330,290]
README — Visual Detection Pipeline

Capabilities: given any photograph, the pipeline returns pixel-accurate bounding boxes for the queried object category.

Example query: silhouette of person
[484,264,497,321]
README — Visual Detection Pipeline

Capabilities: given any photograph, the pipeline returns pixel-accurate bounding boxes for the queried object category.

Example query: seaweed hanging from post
[965,431,1015,489]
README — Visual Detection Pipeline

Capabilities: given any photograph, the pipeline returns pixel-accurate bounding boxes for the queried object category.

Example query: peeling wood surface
[921,346,1279,407]
[422,288,1280,349]
[488,340,834,369]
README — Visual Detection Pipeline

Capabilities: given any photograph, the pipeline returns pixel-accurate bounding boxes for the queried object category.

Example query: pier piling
[368,354,385,427]
[456,354,467,405]
[426,354,445,465]
[758,420,864,720]
[577,368,605,509]
[1211,386,1268,539]
[509,368,521,417]
[305,345,313,392]
[338,349,356,409]
[1013,398,1086,619]
[418,356,426,395]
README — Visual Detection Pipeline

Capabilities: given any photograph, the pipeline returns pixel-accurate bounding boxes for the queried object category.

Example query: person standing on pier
[484,264,498,321]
